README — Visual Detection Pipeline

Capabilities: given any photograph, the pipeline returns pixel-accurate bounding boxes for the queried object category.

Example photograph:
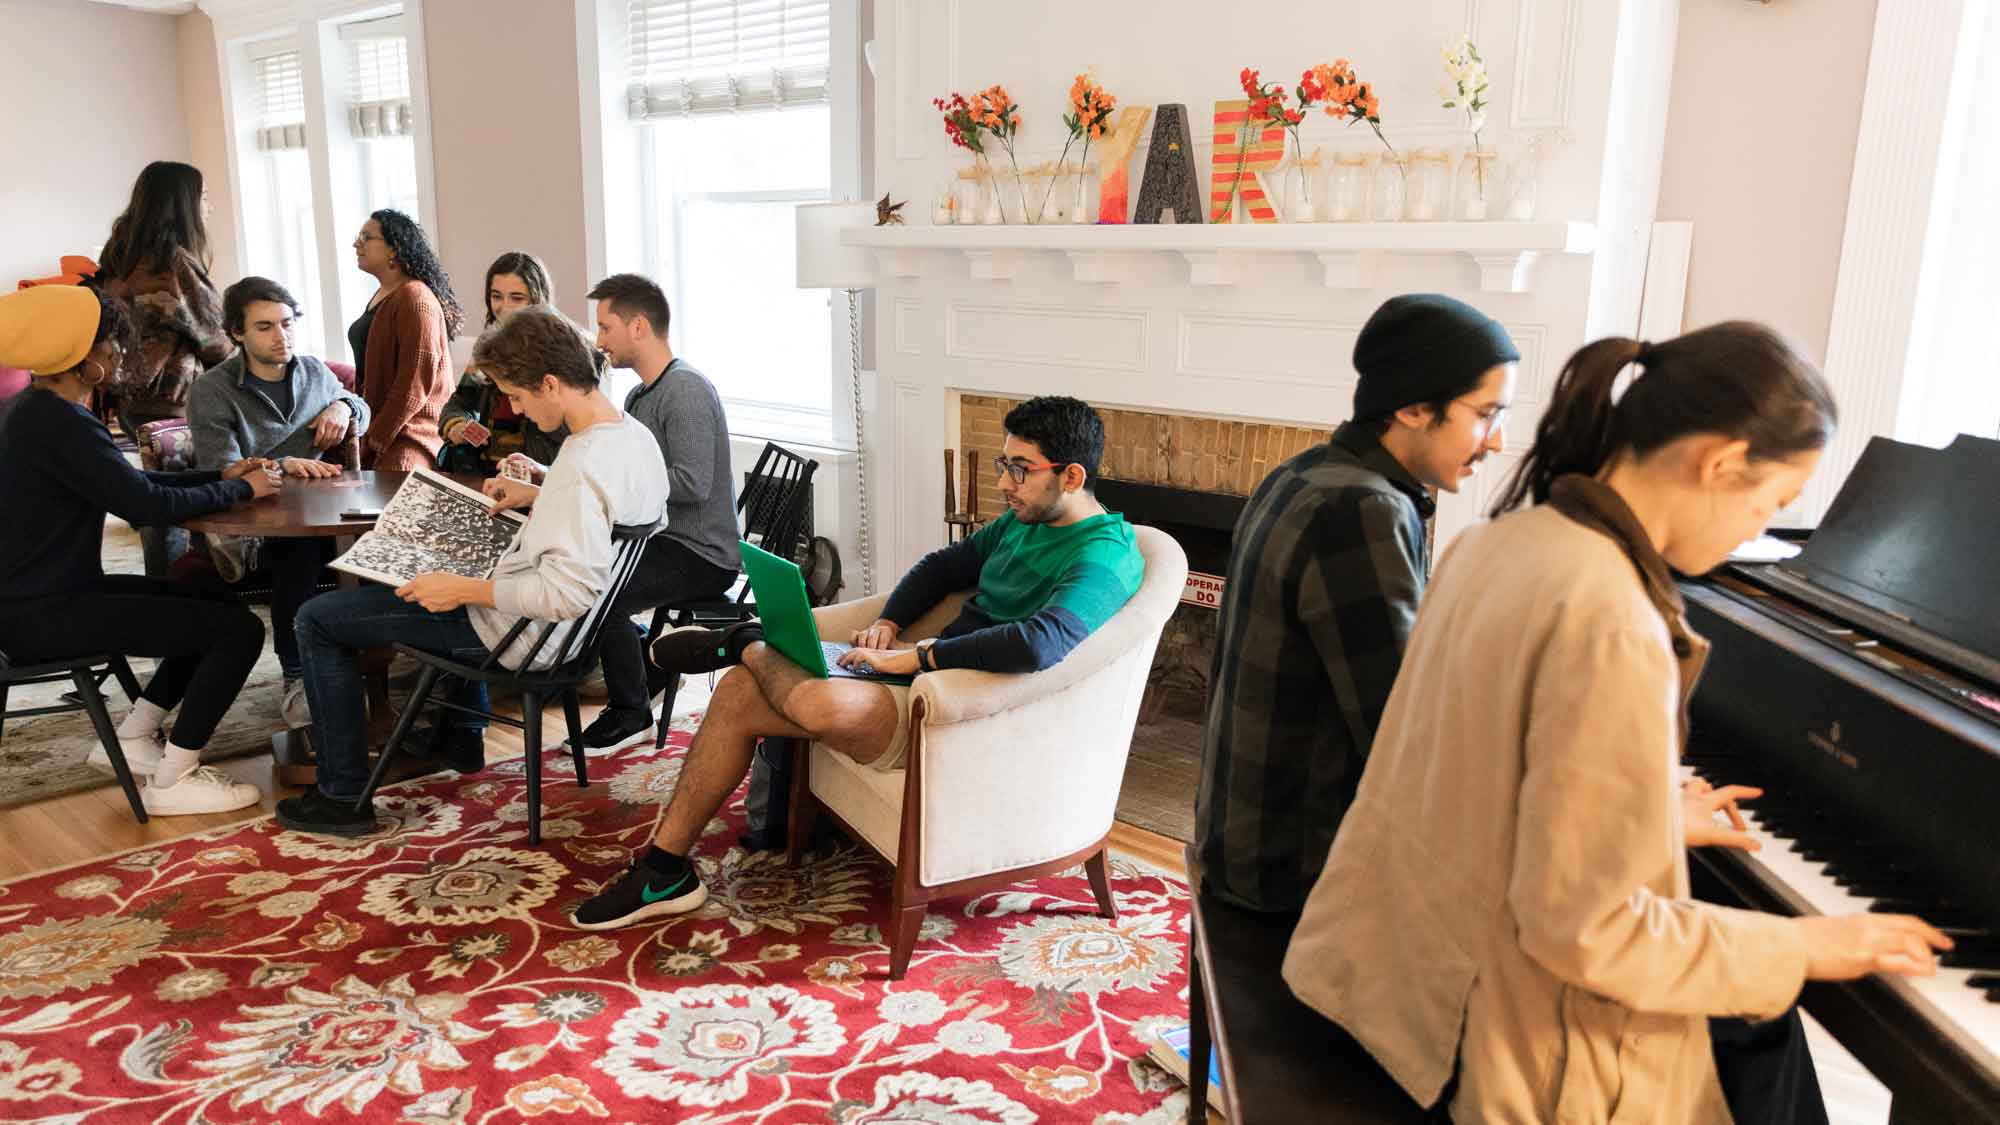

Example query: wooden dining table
[183,469,479,785]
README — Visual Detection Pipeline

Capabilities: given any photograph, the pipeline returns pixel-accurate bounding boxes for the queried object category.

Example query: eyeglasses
[353,233,384,246]
[1450,398,1510,433]
[992,455,1069,485]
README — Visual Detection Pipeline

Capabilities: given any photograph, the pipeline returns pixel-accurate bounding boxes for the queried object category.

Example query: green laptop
[739,540,916,685]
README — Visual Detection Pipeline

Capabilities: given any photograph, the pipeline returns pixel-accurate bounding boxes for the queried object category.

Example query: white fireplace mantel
[846,221,1597,294]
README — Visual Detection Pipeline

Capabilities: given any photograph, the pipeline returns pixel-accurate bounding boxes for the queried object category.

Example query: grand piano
[1681,433,2000,1123]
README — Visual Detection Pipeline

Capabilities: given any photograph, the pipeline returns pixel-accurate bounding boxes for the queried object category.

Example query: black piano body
[1682,433,2000,1123]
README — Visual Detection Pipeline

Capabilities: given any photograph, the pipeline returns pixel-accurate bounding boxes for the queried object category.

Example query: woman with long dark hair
[437,251,566,475]
[1280,323,1949,1123]
[95,160,233,574]
[0,285,277,815]
[348,208,464,471]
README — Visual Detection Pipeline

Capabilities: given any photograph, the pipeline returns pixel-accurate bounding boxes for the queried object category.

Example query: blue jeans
[294,585,492,801]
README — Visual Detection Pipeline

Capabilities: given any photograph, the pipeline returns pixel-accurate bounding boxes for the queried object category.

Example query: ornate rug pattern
[0,717,1195,1123]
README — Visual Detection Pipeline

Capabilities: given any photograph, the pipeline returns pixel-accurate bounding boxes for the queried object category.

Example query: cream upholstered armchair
[786,525,1188,979]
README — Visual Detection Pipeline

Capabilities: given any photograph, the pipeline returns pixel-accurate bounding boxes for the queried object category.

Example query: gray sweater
[623,358,738,573]
[187,352,372,469]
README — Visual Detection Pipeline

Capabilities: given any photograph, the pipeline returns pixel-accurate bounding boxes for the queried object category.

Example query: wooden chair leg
[108,657,143,705]
[72,669,145,823]
[1084,847,1119,919]
[785,740,819,866]
[522,691,543,846]
[561,689,588,786]
[0,680,10,748]
[357,664,440,808]
[887,895,927,981]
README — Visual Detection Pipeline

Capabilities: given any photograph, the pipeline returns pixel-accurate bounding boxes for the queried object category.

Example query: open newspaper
[329,468,527,586]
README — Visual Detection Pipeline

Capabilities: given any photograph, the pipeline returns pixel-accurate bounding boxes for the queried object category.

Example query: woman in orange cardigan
[347,209,466,470]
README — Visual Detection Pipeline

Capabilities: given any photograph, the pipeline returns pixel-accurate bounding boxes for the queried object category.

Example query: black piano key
[1941,949,2000,970]
[1968,973,2000,989]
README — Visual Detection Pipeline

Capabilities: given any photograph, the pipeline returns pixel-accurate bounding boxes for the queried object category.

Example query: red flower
[1285,109,1304,125]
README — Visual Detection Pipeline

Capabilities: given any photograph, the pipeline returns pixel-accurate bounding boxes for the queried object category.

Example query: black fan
[794,536,842,606]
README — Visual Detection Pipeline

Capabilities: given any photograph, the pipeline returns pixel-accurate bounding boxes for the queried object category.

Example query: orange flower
[1002,1063,1102,1105]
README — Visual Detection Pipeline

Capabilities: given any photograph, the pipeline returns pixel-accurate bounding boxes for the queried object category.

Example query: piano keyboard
[1680,759,2000,1084]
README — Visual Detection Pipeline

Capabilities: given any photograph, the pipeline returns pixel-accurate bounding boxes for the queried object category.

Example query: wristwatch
[916,639,937,673]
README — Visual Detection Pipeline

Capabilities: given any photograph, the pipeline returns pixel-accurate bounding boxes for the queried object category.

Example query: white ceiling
[83,0,199,13]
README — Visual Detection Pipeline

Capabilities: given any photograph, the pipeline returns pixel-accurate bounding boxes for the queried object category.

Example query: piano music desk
[1184,845,1432,1123]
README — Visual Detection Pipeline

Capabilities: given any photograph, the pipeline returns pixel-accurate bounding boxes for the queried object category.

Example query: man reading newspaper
[277,307,668,837]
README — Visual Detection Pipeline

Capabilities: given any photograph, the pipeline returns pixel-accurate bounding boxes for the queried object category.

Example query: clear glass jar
[1020,167,1052,224]
[1326,151,1371,222]
[1503,155,1539,221]
[1070,163,1097,224]
[1281,161,1316,223]
[1370,154,1407,222]
[932,178,958,225]
[1455,148,1501,221]
[1405,148,1452,221]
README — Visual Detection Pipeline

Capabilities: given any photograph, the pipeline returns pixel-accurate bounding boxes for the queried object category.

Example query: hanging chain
[847,289,872,596]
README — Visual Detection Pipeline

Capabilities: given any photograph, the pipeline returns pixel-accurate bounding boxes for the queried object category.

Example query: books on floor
[1145,1021,1227,1121]
[330,468,526,586]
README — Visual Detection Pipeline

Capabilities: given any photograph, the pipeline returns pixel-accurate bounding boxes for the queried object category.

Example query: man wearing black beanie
[1195,293,1518,914]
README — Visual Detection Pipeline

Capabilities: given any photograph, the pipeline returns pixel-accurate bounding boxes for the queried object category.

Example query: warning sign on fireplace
[1182,571,1225,608]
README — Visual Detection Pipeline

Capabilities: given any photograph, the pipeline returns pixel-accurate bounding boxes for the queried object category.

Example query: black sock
[641,845,689,881]
[723,622,765,663]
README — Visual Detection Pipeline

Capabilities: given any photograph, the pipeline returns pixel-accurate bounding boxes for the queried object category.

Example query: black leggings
[0,577,264,751]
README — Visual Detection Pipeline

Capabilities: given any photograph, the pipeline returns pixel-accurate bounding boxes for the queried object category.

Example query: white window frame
[211,0,439,364]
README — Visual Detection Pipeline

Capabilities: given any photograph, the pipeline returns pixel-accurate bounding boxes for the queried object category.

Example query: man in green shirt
[574,395,1143,930]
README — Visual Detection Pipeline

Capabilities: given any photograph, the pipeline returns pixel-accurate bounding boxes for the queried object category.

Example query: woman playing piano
[1280,322,1952,1123]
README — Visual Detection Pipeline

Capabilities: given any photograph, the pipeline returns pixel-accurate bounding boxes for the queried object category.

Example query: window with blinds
[626,0,831,119]
[254,50,306,151]
[344,20,413,139]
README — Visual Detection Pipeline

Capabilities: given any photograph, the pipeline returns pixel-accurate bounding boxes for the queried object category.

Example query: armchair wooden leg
[561,689,588,787]
[785,739,818,866]
[887,897,926,981]
[522,691,543,846]
[1084,847,1119,919]
[358,664,440,808]
[0,681,10,748]
[73,669,146,823]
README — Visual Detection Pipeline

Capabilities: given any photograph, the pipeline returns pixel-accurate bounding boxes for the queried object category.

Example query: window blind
[255,50,306,152]
[345,26,413,138]
[626,0,831,120]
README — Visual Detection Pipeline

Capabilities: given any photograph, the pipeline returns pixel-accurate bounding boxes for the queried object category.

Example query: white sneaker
[280,679,311,730]
[142,765,261,816]
[87,729,165,778]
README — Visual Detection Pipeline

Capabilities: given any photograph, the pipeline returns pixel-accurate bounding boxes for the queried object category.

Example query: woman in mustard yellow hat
[0,285,281,816]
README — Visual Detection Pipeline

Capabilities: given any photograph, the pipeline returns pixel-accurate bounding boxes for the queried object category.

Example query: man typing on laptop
[573,395,1144,930]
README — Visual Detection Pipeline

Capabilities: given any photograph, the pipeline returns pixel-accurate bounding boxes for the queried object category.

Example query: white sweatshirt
[469,413,668,670]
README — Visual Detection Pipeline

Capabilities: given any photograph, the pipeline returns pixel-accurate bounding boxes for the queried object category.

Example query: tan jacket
[1282,478,1809,1124]
[359,281,453,471]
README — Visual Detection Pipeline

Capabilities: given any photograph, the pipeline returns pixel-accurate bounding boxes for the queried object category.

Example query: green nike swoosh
[640,872,693,904]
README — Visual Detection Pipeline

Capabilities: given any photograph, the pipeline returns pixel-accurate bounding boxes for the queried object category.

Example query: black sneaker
[575,707,656,753]
[571,859,708,930]
[649,621,762,675]
[400,725,486,775]
[275,788,380,837]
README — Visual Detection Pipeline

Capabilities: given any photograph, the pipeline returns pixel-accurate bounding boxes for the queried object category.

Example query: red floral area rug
[0,716,1197,1123]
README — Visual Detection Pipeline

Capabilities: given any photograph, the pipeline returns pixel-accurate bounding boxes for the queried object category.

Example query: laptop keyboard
[822,641,885,677]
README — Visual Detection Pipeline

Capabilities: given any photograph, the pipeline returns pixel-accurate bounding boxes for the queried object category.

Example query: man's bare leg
[649,642,901,853]
[651,663,810,854]
[738,641,900,764]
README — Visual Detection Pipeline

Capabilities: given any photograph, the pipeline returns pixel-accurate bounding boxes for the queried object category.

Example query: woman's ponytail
[1489,321,1836,518]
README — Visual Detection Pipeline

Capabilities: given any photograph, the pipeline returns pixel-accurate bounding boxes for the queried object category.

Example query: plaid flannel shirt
[1193,422,1433,912]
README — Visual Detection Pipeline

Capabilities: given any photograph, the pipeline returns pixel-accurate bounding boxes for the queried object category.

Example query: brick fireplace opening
[958,395,1333,841]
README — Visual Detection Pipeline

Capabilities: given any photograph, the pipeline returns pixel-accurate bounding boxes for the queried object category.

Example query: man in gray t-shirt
[571,275,738,749]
